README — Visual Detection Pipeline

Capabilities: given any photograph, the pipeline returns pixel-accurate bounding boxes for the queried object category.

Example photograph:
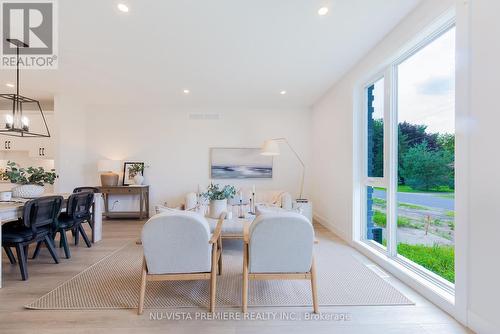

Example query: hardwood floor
[0,220,472,334]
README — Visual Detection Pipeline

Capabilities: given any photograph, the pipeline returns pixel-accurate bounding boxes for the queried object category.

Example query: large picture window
[360,25,455,288]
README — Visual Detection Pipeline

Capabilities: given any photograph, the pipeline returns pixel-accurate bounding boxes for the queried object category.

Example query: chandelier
[0,38,50,137]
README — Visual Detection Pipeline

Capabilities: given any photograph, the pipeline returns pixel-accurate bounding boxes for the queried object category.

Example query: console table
[98,185,149,219]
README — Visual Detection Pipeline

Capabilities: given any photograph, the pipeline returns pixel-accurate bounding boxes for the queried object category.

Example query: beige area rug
[25,240,413,310]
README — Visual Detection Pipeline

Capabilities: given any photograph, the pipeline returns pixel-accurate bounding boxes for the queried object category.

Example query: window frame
[356,19,456,294]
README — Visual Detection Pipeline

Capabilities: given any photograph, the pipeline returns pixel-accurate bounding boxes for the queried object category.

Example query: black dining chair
[52,192,94,259]
[2,196,63,280]
[72,187,98,235]
[73,187,99,194]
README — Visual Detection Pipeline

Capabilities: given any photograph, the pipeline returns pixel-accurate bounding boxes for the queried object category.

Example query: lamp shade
[261,139,280,156]
[97,160,120,172]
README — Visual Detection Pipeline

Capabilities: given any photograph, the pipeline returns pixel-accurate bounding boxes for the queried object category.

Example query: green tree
[438,133,455,156]
[400,141,452,191]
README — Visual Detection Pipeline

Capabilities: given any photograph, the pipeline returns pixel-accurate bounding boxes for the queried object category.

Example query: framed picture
[123,162,144,186]
[210,148,273,179]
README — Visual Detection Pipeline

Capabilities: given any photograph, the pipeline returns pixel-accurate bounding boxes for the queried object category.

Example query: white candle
[252,185,256,194]
[239,191,243,201]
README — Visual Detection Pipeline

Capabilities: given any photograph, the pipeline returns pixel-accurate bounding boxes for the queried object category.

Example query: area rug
[25,240,413,310]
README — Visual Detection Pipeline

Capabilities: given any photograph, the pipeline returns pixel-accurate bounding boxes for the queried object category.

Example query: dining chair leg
[59,231,64,248]
[138,259,147,315]
[43,235,60,264]
[78,224,92,248]
[74,227,80,246]
[31,241,43,259]
[242,243,249,313]
[15,244,28,280]
[3,246,16,264]
[310,257,319,314]
[60,230,71,259]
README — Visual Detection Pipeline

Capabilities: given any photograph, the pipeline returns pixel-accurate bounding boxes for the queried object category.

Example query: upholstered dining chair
[137,211,224,314]
[242,212,319,313]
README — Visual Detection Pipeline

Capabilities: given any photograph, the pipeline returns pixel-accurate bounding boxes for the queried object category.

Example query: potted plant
[128,163,148,185]
[201,183,236,219]
[1,161,58,198]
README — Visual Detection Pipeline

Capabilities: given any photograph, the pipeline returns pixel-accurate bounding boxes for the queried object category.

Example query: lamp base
[101,172,119,186]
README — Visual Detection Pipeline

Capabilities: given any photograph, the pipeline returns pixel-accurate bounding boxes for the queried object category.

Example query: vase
[12,184,45,198]
[209,199,227,219]
[133,174,144,185]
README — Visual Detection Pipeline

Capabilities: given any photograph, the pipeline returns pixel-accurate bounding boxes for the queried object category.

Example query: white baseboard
[468,311,497,334]
[313,213,348,241]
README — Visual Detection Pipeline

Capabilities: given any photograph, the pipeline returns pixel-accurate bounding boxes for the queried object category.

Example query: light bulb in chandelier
[5,114,13,129]
[21,116,29,131]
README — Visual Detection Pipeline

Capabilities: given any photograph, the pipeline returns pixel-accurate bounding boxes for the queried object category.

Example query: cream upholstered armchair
[138,211,224,314]
[242,212,318,313]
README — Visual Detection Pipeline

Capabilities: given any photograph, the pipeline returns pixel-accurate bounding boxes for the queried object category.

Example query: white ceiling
[0,0,421,109]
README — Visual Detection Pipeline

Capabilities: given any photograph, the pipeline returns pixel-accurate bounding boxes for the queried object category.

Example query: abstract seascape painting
[210,148,273,179]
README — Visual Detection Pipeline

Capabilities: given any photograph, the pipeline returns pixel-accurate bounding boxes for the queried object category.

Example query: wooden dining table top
[0,193,71,222]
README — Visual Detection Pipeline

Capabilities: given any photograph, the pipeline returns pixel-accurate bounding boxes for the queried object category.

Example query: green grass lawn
[372,211,419,229]
[372,198,430,211]
[445,210,455,218]
[375,185,455,194]
[397,184,454,194]
[381,240,455,283]
[398,202,428,210]
[397,243,455,283]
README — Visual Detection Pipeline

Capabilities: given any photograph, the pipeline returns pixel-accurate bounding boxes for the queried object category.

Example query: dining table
[0,192,103,288]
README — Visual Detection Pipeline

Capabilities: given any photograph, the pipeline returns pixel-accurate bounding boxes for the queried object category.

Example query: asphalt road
[373,189,454,210]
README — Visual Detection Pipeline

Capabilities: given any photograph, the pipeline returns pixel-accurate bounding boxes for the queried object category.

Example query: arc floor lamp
[261,138,307,202]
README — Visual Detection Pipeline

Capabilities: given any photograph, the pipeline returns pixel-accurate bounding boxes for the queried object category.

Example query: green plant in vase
[201,183,236,218]
[1,161,58,198]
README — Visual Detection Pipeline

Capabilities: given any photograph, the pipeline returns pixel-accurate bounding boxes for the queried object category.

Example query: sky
[372,27,456,134]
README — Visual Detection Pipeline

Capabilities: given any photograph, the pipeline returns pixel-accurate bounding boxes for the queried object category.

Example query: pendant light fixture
[0,38,50,137]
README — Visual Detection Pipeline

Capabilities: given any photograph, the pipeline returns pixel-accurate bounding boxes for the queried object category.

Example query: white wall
[464,0,500,332]
[79,106,311,210]
[54,95,88,193]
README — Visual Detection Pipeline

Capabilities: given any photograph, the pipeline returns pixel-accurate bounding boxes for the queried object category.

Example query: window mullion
[386,66,398,257]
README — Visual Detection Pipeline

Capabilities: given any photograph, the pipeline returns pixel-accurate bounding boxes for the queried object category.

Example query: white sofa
[184,189,293,211]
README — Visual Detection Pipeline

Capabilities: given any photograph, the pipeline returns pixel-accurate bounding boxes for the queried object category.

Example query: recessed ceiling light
[280,90,287,95]
[117,3,129,13]
[318,7,329,16]
[5,83,15,88]
[183,89,190,94]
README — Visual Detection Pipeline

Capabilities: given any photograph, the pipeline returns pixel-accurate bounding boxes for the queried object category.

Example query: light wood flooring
[0,220,472,334]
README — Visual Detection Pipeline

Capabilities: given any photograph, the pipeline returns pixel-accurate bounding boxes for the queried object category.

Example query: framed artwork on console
[123,162,144,185]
